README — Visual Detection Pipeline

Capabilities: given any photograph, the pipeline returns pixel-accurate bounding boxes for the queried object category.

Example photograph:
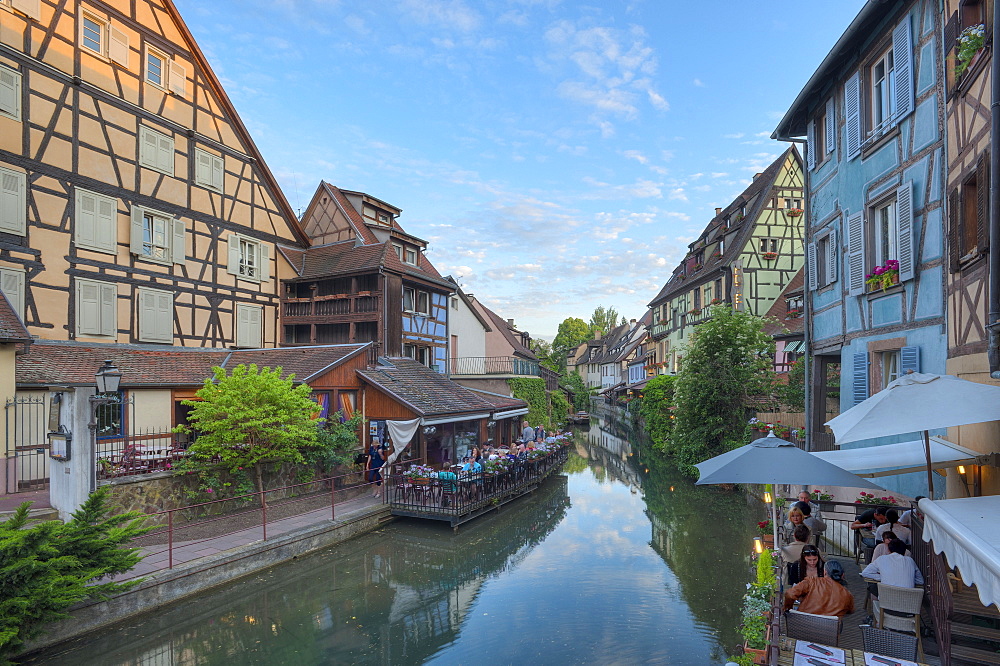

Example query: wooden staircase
[948,586,1000,664]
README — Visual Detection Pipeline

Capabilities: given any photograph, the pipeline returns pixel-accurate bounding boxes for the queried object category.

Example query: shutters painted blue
[825,97,836,154]
[844,72,861,159]
[896,181,914,281]
[806,120,816,171]
[900,346,920,374]
[853,352,869,405]
[892,14,914,121]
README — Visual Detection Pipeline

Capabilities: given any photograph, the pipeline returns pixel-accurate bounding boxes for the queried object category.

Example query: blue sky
[174,0,865,339]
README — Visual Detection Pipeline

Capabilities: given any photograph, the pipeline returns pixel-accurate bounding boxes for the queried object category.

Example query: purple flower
[874,266,885,275]
[206,488,213,493]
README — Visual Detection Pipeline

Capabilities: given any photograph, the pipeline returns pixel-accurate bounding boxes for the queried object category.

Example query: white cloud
[668,187,687,202]
[693,78,705,87]
[622,149,649,164]
[722,132,745,139]
[399,0,481,32]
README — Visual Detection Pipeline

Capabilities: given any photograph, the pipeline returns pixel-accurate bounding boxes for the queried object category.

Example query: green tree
[0,488,150,659]
[638,374,677,451]
[551,317,591,372]
[561,372,592,411]
[588,305,626,336]
[671,305,776,475]
[530,338,560,373]
[176,364,321,503]
[549,389,571,426]
[305,411,366,474]
[776,358,805,411]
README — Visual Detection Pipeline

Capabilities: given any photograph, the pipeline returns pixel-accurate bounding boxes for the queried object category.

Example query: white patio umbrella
[826,372,1000,496]
[695,432,885,547]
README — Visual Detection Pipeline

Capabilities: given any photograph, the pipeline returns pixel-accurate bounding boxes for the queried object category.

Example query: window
[809,229,838,289]
[880,349,900,389]
[0,165,26,236]
[0,66,21,121]
[76,278,117,338]
[194,149,224,192]
[378,212,390,224]
[226,234,270,282]
[394,243,418,265]
[80,12,128,65]
[137,287,173,343]
[403,287,415,312]
[807,98,837,170]
[718,238,725,254]
[846,16,913,157]
[846,182,914,296]
[759,238,778,254]
[235,303,262,348]
[139,126,174,175]
[692,288,701,311]
[0,266,25,320]
[784,198,802,209]
[3,0,41,20]
[146,47,166,87]
[714,279,723,302]
[75,188,117,254]
[949,151,989,269]
[82,14,104,54]
[131,206,185,264]
[416,291,429,314]
[402,343,430,365]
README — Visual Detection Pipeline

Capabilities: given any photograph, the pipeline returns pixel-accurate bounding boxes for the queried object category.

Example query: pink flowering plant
[865,260,900,292]
[855,491,898,505]
[810,489,833,502]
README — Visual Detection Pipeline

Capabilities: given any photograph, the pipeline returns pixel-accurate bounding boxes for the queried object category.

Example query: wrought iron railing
[448,356,540,376]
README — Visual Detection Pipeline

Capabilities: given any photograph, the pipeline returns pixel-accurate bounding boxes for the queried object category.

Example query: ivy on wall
[508,377,551,428]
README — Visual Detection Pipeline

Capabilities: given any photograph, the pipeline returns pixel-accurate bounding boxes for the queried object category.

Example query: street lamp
[95,360,122,394]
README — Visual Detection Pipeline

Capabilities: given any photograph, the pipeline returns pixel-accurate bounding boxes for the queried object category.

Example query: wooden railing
[282,292,381,318]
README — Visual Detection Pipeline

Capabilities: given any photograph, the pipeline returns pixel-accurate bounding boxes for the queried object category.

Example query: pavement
[122,492,384,579]
[0,488,51,513]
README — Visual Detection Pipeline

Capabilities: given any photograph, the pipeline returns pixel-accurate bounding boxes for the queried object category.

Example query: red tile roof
[763,268,806,337]
[325,183,380,244]
[0,291,29,342]
[15,341,369,387]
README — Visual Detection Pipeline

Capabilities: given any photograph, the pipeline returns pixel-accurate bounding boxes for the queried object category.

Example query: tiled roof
[294,241,388,280]
[15,341,369,387]
[0,291,29,342]
[357,357,507,417]
[649,146,798,307]
[763,268,806,337]
[478,305,538,360]
[465,388,529,411]
[325,183,380,244]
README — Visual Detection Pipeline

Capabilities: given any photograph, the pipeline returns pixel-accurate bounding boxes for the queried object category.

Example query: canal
[29,413,762,665]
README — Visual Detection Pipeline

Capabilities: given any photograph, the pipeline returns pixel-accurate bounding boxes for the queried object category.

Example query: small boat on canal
[569,411,590,425]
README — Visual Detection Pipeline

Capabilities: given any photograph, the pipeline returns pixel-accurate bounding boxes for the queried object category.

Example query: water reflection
[30,412,761,665]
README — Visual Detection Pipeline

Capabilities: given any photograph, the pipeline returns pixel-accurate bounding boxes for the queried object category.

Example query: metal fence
[4,395,50,493]
[448,356,540,376]
[95,395,189,481]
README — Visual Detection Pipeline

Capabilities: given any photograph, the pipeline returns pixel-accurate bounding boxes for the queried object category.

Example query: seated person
[861,538,923,597]
[898,496,924,528]
[851,505,888,548]
[793,501,827,540]
[781,525,812,569]
[783,561,856,617]
[875,508,912,545]
[871,531,909,562]
[797,490,822,519]
[788,545,825,585]
[437,468,458,494]
[783,507,808,544]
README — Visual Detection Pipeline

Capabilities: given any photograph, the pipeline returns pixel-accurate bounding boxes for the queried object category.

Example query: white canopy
[812,437,981,478]
[920,496,1000,609]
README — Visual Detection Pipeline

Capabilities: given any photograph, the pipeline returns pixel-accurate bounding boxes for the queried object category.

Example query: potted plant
[956,23,986,78]
[740,559,777,665]
[810,489,835,512]
[757,520,774,548]
[865,260,900,292]
[761,251,779,260]
[403,464,435,484]
[786,207,804,217]
[785,308,802,318]
[855,491,898,505]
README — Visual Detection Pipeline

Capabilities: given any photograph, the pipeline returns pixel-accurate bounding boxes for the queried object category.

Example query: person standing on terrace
[522,422,535,442]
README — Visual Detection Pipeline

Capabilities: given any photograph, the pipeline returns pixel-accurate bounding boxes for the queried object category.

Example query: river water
[30,414,762,665]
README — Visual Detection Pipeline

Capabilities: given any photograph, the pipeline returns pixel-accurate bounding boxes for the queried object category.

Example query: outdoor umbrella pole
[772,494,778,549]
[924,430,934,497]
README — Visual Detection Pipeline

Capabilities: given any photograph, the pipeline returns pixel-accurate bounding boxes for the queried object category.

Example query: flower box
[742,624,772,665]
[865,260,900,292]
[786,208,804,217]
[762,252,778,260]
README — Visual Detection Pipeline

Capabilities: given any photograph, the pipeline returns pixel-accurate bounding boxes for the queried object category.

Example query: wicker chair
[784,609,841,646]
[860,624,918,661]
[875,583,924,659]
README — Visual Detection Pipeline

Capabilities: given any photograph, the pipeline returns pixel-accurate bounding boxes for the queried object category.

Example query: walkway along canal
[26,414,763,665]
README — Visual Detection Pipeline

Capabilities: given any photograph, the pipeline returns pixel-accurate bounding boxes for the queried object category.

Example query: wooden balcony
[282,292,380,321]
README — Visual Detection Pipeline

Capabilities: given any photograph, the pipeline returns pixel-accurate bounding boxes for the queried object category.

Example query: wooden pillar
[809,355,828,449]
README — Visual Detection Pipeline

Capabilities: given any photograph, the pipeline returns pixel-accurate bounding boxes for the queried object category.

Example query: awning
[920,496,1000,609]
[628,379,650,391]
[812,436,982,478]
[492,407,529,419]
[420,412,491,426]
[784,340,804,353]
[600,382,625,395]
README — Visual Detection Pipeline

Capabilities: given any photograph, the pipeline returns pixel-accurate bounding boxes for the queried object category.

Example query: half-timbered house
[940,1,1000,496]
[773,0,947,497]
[280,182,454,371]
[646,147,806,374]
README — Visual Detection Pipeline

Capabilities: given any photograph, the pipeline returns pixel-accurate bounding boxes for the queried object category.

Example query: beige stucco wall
[130,389,173,432]
[0,344,16,457]
[945,353,1000,497]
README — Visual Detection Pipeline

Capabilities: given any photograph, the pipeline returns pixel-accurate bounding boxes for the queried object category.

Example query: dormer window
[393,243,419,266]
[378,212,390,224]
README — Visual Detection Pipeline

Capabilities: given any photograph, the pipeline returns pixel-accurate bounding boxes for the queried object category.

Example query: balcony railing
[649,322,671,338]
[449,356,540,376]
[282,292,381,318]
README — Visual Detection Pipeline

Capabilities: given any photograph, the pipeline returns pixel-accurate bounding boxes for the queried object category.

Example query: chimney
[715,207,722,215]
[752,172,763,180]
[507,318,515,327]
[630,319,636,324]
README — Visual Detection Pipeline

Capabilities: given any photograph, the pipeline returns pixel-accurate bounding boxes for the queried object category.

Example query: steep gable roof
[478,304,538,360]
[357,357,505,417]
[762,268,806,337]
[0,291,29,343]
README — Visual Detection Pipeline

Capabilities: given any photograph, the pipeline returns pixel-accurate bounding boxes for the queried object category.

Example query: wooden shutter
[892,14,914,121]
[236,304,260,347]
[196,150,212,187]
[852,352,869,405]
[10,0,40,20]
[108,25,129,66]
[140,128,157,168]
[806,120,816,170]
[258,243,270,281]
[227,234,240,275]
[825,97,836,154]
[139,289,172,342]
[845,72,861,159]
[0,66,20,119]
[130,206,144,255]
[157,133,174,174]
[77,280,101,335]
[172,218,185,264]
[944,12,958,92]
[948,188,961,271]
[846,211,865,295]
[212,154,224,191]
[0,168,25,235]
[900,345,920,374]
[96,196,116,251]
[248,306,262,347]
[168,59,186,96]
[156,291,173,342]
[807,242,818,289]
[76,189,98,249]
[138,289,156,341]
[896,181,915,282]
[977,150,990,253]
[0,269,25,319]
[826,228,838,284]
[99,282,116,337]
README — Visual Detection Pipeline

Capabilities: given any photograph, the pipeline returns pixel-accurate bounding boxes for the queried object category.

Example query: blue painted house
[773,0,947,497]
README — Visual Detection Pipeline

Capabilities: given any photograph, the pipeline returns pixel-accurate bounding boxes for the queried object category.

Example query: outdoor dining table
[777,637,928,666]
